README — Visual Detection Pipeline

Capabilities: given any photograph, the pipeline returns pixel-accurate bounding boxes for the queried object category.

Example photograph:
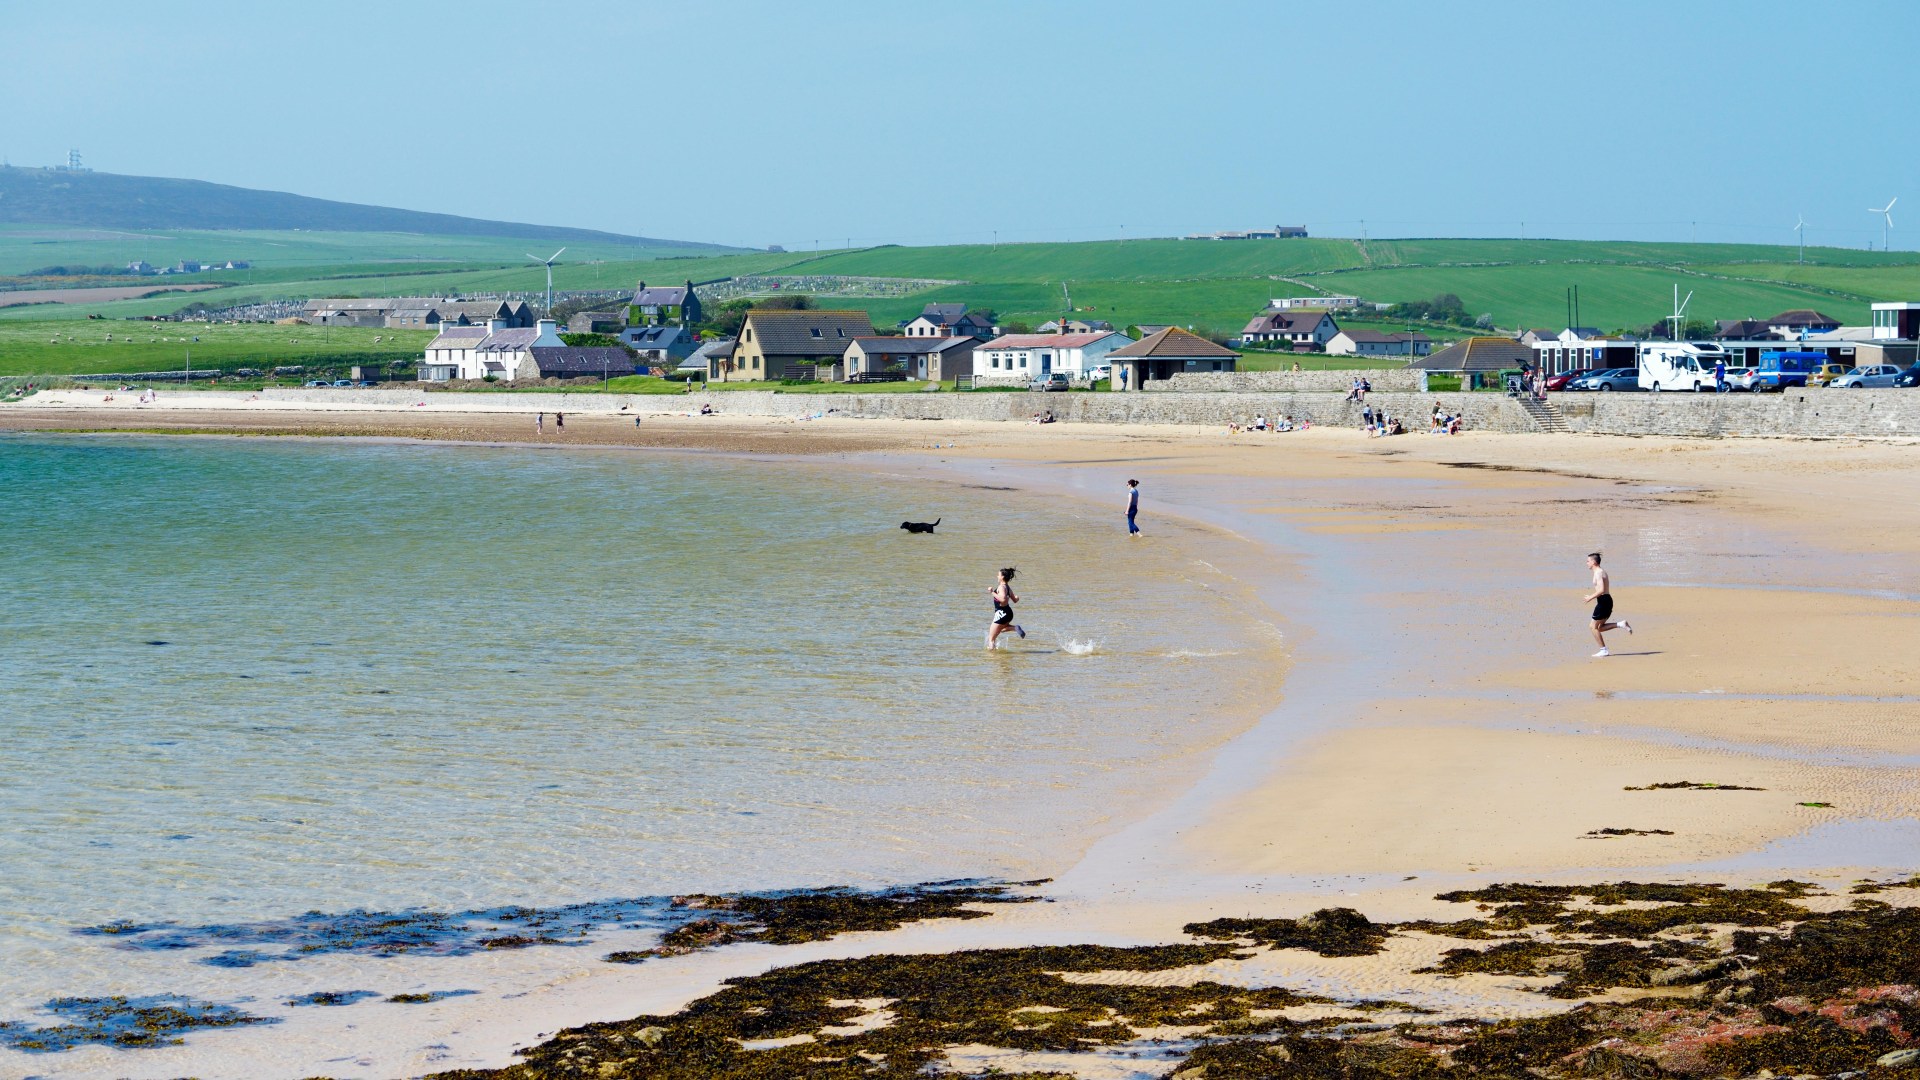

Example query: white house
[971,332,1131,380]
[1271,295,1359,310]
[418,318,566,381]
[1240,308,1339,348]
[1324,329,1432,357]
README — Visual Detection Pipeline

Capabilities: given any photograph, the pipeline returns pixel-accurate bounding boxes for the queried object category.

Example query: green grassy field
[5,227,1920,378]
[0,320,429,377]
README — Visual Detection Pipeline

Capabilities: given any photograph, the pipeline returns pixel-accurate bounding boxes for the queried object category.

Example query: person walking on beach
[987,567,1025,650]
[536,411,544,434]
[1584,551,1632,657]
[555,411,565,431]
[1126,479,1141,535]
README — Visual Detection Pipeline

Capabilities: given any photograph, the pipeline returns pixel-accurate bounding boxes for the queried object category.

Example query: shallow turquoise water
[0,435,1276,1015]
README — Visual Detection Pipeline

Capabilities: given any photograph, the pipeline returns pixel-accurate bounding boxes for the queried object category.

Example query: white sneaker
[1621,621,1633,635]
[1592,648,1610,657]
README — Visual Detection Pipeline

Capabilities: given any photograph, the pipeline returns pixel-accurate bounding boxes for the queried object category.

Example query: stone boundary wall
[1556,389,1920,439]
[1149,370,1425,393]
[43,387,1920,439]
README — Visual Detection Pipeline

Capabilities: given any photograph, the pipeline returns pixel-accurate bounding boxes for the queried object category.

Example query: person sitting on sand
[1447,414,1462,435]
[700,403,714,415]
[1254,414,1267,432]
[1278,415,1295,431]
[1042,409,1055,424]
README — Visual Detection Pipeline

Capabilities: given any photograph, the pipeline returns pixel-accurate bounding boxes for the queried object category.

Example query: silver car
[1830,364,1902,388]
[1567,367,1640,391]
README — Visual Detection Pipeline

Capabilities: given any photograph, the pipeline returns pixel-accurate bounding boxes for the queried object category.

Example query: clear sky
[5,0,1915,250]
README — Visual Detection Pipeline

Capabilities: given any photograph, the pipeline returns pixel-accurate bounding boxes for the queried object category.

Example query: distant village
[262,270,1920,392]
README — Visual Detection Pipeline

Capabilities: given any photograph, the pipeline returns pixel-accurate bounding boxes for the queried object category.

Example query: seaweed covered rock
[1185,907,1390,956]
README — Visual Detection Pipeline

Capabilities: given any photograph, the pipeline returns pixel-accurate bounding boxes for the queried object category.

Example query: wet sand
[4,395,1918,1079]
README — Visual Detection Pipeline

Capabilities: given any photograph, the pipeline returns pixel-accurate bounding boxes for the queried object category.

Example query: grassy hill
[0,166,738,250]
[6,232,1920,377]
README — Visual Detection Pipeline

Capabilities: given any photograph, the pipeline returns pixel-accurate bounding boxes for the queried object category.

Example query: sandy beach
[3,393,1917,1079]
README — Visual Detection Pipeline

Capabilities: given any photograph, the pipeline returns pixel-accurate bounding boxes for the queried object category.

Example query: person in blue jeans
[1126,479,1141,535]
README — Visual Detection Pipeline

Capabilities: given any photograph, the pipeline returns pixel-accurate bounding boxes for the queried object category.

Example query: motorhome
[1638,343,1728,392]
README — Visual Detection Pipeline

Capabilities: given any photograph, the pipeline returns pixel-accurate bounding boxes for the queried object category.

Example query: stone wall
[1148,369,1426,393]
[66,386,1920,439]
[1557,389,1920,439]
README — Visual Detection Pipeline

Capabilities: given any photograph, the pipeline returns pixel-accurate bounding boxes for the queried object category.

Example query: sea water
[0,435,1279,1059]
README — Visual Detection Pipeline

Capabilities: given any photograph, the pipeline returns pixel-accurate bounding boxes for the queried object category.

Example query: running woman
[987,567,1025,649]
[1584,551,1632,657]
[1126,479,1141,535]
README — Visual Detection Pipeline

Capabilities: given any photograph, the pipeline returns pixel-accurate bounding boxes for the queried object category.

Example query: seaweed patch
[1184,907,1390,956]
[1624,780,1765,791]
[285,989,380,1007]
[388,990,479,1004]
[74,879,1036,968]
[0,994,276,1053]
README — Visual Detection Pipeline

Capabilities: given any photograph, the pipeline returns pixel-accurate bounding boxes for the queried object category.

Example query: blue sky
[4,0,1914,249]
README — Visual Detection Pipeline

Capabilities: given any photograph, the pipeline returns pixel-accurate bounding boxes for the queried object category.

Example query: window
[744,329,753,342]
[811,328,822,338]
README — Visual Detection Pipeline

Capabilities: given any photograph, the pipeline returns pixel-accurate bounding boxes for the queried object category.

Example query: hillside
[0,166,734,250]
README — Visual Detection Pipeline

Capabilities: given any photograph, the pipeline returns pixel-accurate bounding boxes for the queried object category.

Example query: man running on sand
[1584,551,1632,657]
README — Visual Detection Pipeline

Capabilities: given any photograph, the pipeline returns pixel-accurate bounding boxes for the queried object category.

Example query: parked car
[1807,362,1851,387]
[1894,365,1920,388]
[1544,369,1595,391]
[1030,372,1071,392]
[1086,365,1111,383]
[1567,367,1640,391]
[1830,364,1903,388]
[353,380,377,387]
[1725,366,1756,391]
[329,379,354,388]
[303,379,326,387]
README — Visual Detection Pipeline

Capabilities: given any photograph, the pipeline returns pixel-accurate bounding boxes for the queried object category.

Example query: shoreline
[4,405,1918,1079]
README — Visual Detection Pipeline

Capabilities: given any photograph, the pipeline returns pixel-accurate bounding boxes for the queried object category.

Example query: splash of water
[1060,637,1099,656]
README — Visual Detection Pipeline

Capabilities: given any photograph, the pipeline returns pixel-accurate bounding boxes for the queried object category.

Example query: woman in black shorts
[987,567,1025,650]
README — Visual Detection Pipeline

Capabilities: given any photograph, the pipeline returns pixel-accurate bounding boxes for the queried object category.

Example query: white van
[1638,343,1728,392]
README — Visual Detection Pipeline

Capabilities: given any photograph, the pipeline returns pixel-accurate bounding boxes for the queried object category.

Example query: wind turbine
[1666,284,1694,341]
[526,247,566,312]
[1869,198,1896,252]
[1794,214,1806,264]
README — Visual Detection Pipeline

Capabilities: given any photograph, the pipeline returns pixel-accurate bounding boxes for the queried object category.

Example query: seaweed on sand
[0,994,276,1052]
[285,990,380,1007]
[1417,881,1818,939]
[426,942,1304,1080]
[418,884,1920,1080]
[1184,907,1391,956]
[603,882,1038,963]
[1623,781,1765,791]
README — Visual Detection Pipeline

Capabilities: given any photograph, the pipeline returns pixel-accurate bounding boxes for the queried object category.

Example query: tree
[1475,313,1495,329]
[1002,319,1034,334]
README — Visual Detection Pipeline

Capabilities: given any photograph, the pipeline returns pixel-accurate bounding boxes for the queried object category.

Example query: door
[1040,353,1053,375]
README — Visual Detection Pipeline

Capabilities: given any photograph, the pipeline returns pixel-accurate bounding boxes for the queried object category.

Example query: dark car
[1895,365,1920,388]
[1567,367,1639,391]
[1544,369,1595,391]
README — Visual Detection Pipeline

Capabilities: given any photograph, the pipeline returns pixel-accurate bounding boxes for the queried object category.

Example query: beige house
[843,336,977,381]
[721,310,876,381]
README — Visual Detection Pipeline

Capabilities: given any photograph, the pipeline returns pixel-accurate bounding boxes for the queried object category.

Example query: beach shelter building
[1408,336,1534,388]
[1107,327,1240,391]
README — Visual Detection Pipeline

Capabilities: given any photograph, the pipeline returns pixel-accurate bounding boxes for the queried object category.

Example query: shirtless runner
[1584,551,1632,657]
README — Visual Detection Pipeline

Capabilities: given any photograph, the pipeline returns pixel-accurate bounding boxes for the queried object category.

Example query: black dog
[899,518,941,534]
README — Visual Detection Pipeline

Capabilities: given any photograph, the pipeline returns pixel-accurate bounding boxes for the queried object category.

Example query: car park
[1830,364,1903,388]
[1566,367,1640,391]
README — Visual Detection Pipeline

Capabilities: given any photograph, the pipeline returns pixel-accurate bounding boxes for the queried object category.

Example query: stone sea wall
[86,387,1920,439]
[1148,370,1427,393]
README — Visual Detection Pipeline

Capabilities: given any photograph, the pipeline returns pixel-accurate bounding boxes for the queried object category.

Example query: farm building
[721,309,876,381]
[844,336,977,381]
[972,332,1132,381]
[1325,329,1431,357]
[1107,327,1239,390]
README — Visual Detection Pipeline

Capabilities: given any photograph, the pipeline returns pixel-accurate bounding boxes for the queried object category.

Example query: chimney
[535,318,561,345]
[488,318,507,333]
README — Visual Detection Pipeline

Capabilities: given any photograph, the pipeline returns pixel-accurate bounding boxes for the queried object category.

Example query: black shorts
[1591,594,1614,622]
[992,606,1014,625]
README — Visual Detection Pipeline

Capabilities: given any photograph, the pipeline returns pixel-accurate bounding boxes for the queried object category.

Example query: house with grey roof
[721,309,876,381]
[620,323,695,363]
[1408,337,1535,388]
[844,335,978,382]
[688,337,735,377]
[628,281,701,326]
[1240,308,1339,348]
[1325,328,1431,357]
[522,345,635,380]
[900,302,996,340]
[416,318,566,381]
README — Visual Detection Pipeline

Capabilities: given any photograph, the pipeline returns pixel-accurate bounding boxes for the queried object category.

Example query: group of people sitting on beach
[1362,401,1460,436]
[1029,409,1056,424]
[1228,414,1301,435]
